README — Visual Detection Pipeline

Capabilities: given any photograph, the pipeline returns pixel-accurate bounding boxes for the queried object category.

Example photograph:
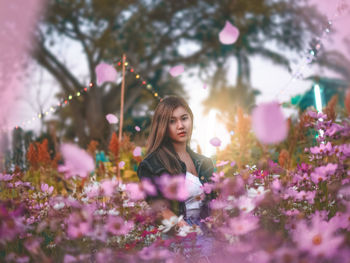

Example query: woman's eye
[182,117,188,121]
[170,120,175,124]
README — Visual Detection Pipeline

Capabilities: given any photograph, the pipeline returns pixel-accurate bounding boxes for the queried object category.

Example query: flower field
[1,101,350,263]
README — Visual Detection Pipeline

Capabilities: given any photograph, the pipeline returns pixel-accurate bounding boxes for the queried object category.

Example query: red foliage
[87,140,99,157]
[345,89,350,116]
[26,143,38,169]
[37,139,51,165]
[109,132,119,160]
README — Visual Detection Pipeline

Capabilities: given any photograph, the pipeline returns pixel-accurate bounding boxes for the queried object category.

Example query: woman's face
[167,106,192,144]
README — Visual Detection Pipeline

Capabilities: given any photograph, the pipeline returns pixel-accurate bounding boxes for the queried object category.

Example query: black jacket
[137,146,215,218]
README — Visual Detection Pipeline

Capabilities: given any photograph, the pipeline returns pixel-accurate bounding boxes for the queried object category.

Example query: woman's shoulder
[138,151,166,175]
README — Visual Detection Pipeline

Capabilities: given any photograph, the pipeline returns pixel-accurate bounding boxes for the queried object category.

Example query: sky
[3,0,350,157]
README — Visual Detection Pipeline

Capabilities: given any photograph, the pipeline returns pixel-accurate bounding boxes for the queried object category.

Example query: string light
[2,56,162,132]
[275,0,346,100]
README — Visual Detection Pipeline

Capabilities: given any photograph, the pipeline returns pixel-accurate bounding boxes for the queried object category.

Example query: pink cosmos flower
[125,183,145,201]
[135,126,141,132]
[106,215,134,236]
[211,171,225,183]
[141,178,157,196]
[235,195,256,213]
[225,214,259,236]
[329,212,350,230]
[66,212,92,239]
[309,142,332,155]
[58,143,95,179]
[201,183,214,194]
[307,110,327,119]
[157,174,189,201]
[310,163,337,184]
[325,123,342,137]
[138,245,172,260]
[291,215,343,258]
[0,174,13,181]
[40,183,54,195]
[100,179,118,197]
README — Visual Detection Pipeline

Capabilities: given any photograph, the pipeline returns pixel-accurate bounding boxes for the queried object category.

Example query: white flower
[247,186,269,199]
[236,195,256,213]
[107,208,120,216]
[53,202,65,210]
[158,215,183,233]
[177,224,203,237]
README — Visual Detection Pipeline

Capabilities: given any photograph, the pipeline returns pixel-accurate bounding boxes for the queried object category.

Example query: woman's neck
[171,141,187,155]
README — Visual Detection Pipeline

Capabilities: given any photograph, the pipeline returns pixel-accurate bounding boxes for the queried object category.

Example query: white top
[185,171,204,215]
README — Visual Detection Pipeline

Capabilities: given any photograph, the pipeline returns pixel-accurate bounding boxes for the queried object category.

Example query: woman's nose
[177,120,184,129]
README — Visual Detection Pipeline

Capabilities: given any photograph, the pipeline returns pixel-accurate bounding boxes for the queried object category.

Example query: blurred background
[1,0,349,170]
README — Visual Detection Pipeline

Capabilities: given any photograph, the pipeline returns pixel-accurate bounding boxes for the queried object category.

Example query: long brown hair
[146,96,194,175]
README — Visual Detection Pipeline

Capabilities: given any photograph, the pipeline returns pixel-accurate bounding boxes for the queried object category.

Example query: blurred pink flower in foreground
[223,214,259,236]
[157,174,189,201]
[66,211,92,239]
[106,215,134,235]
[95,63,117,85]
[58,143,95,179]
[169,65,184,77]
[105,114,118,124]
[126,183,145,200]
[138,245,172,261]
[125,179,157,201]
[219,21,240,45]
[100,179,118,197]
[0,0,44,135]
[252,101,288,144]
[292,214,343,258]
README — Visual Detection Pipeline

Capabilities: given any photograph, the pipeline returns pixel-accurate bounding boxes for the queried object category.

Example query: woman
[137,95,215,261]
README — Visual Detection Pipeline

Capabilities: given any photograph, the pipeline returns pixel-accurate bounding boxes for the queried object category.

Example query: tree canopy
[33,0,330,147]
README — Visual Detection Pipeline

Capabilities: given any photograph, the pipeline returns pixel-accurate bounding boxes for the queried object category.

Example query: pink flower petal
[133,146,142,157]
[95,63,117,85]
[118,161,125,169]
[135,126,141,132]
[169,65,184,77]
[105,114,118,124]
[216,160,229,167]
[210,137,221,147]
[219,21,240,45]
[203,84,207,89]
[252,102,288,144]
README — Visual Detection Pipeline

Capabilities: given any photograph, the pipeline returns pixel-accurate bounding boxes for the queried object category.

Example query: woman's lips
[178,132,186,137]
